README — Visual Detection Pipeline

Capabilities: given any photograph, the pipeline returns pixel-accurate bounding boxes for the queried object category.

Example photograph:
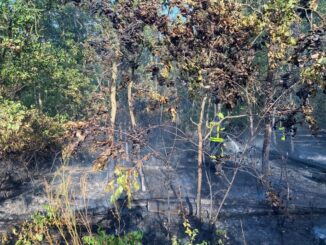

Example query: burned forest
[0,0,325,244]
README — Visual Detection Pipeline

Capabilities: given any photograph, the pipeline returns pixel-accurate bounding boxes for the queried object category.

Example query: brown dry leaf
[92,147,113,171]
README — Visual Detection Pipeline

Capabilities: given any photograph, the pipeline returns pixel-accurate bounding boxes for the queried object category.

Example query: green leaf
[218,112,225,120]
[35,234,43,242]
[209,137,224,143]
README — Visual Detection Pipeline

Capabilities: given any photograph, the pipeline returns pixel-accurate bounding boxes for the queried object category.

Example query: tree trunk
[262,117,272,177]
[262,68,275,178]
[138,162,147,192]
[128,69,136,129]
[289,94,295,153]
[196,96,207,219]
[110,61,118,140]
[249,106,254,139]
[272,108,277,145]
[290,135,294,153]
[217,103,222,114]
[128,68,146,192]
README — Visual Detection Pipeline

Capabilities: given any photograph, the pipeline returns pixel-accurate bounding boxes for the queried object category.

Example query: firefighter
[209,112,225,175]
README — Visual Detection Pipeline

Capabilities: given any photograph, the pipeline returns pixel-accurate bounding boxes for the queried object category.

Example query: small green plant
[11,205,57,245]
[183,218,198,244]
[106,165,140,208]
[216,229,228,245]
[82,229,143,245]
[178,218,208,245]
[172,235,180,245]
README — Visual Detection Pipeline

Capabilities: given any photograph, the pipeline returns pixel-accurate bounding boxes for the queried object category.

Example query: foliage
[82,0,184,126]
[156,1,256,108]
[106,165,140,208]
[215,229,228,245]
[9,205,56,245]
[183,218,199,244]
[246,0,299,68]
[0,97,65,159]
[82,229,143,245]
[171,217,209,245]
[293,28,326,132]
[4,202,143,245]
[0,0,93,117]
[242,0,325,135]
[0,0,96,164]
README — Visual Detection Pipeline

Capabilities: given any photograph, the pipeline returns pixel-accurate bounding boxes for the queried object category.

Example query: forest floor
[0,128,326,244]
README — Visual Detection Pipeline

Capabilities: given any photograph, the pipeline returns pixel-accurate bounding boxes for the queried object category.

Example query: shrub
[0,97,65,161]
